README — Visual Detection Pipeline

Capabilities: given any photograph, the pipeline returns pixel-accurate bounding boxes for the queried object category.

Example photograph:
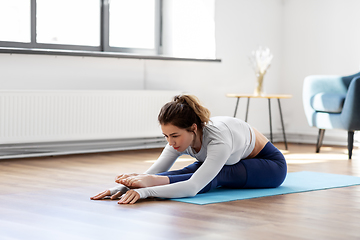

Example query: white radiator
[0,90,180,145]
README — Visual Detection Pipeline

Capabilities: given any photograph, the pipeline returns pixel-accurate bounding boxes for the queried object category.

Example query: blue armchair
[303,72,360,159]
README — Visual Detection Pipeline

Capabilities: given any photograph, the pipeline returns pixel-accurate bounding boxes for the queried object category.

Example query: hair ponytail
[158,94,211,131]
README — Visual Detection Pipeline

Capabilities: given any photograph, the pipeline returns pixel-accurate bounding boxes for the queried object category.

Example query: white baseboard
[1,131,358,160]
[266,131,359,147]
[0,138,167,160]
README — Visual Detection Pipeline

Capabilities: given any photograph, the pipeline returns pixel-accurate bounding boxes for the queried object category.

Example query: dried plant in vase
[249,46,273,96]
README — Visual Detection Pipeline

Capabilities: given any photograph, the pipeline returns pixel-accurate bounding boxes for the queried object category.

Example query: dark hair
[158,94,211,131]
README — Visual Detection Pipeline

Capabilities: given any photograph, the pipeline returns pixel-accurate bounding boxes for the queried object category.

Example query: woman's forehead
[161,124,183,134]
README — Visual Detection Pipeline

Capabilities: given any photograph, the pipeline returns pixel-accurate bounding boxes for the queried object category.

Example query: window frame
[0,0,162,55]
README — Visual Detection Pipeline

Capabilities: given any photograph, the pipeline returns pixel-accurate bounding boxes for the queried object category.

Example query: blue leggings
[156,142,287,194]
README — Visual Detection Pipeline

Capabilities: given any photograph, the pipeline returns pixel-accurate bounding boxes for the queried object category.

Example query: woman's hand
[91,189,140,204]
[90,189,124,200]
[118,190,140,204]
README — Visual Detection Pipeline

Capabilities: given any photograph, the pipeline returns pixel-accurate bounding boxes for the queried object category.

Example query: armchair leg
[316,129,325,153]
[348,131,354,160]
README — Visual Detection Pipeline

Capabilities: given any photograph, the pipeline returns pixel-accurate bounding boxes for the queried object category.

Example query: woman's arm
[144,143,182,174]
[134,142,231,199]
[93,144,180,201]
[114,143,181,183]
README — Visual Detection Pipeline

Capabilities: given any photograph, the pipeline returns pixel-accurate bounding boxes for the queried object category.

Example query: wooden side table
[226,94,292,150]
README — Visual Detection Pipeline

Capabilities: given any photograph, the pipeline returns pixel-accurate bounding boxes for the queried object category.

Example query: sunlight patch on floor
[284,153,349,164]
[285,159,328,164]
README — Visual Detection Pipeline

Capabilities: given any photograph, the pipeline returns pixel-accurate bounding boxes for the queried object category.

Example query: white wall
[0,0,283,136]
[212,0,283,134]
[0,54,145,90]
[1,0,359,146]
[281,0,360,145]
[147,0,283,132]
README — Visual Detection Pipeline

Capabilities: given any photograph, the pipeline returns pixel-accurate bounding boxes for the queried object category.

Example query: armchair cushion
[311,93,346,113]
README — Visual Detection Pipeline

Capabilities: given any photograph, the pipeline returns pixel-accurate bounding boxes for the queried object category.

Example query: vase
[253,74,265,96]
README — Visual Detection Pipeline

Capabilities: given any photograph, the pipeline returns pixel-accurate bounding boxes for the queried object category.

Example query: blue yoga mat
[170,171,360,205]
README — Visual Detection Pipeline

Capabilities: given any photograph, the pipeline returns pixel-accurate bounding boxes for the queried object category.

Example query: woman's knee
[242,159,287,188]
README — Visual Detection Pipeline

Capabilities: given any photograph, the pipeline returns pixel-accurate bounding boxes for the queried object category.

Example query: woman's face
[161,124,195,152]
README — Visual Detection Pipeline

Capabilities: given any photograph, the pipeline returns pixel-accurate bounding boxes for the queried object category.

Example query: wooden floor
[0,143,359,240]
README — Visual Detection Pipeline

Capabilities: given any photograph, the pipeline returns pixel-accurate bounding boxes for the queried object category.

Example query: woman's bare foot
[119,174,169,188]
[115,173,142,183]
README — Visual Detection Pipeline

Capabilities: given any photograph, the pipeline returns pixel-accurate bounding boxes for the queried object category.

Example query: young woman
[91,94,287,204]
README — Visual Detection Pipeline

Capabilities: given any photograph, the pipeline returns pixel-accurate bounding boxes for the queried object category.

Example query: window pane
[109,0,155,49]
[37,0,100,46]
[164,0,216,59]
[0,0,31,43]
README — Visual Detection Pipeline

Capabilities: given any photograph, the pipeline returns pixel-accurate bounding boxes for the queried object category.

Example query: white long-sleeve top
[133,116,256,199]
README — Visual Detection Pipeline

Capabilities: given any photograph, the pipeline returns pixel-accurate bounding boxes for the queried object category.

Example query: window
[0,0,31,43]
[37,0,100,46]
[162,0,216,59]
[109,0,156,49]
[0,0,161,55]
